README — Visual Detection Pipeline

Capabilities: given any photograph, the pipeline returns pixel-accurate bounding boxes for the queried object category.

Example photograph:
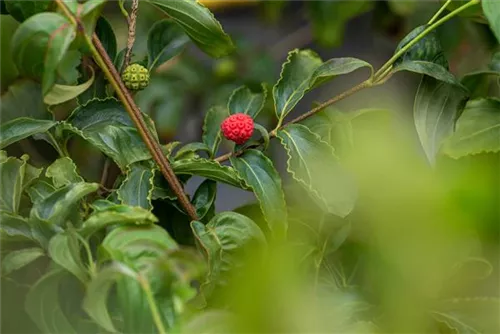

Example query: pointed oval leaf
[443,98,500,158]
[192,179,217,220]
[147,19,190,71]
[202,106,229,157]
[48,232,88,283]
[95,16,117,61]
[175,142,211,160]
[2,247,44,276]
[172,157,246,188]
[277,124,357,217]
[191,212,266,298]
[393,25,447,67]
[0,80,46,124]
[25,269,78,334]
[0,118,56,149]
[273,49,322,121]
[0,212,34,243]
[414,76,469,164]
[80,204,158,237]
[43,68,95,105]
[0,154,31,213]
[46,157,84,188]
[147,0,234,58]
[117,163,155,210]
[393,61,463,87]
[83,263,138,333]
[12,12,77,94]
[228,84,267,118]
[309,57,373,89]
[26,180,56,204]
[5,0,52,22]
[483,0,500,43]
[230,149,288,237]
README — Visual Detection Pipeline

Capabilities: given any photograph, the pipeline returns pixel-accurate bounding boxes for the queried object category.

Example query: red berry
[221,113,254,144]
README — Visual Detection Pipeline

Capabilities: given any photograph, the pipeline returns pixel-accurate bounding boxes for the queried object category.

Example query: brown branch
[215,80,372,163]
[54,0,198,221]
[122,0,139,71]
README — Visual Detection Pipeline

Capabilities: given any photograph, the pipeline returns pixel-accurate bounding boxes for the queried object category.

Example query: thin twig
[122,0,139,71]
[54,0,198,221]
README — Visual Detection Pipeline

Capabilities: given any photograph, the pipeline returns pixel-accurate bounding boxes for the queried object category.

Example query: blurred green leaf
[191,212,266,299]
[277,124,357,217]
[483,0,500,43]
[192,179,217,220]
[95,16,117,61]
[230,149,287,238]
[1,247,44,276]
[25,269,78,334]
[172,157,245,188]
[148,0,235,58]
[26,180,56,204]
[80,204,158,237]
[48,232,88,283]
[117,163,155,210]
[5,0,51,22]
[309,57,373,89]
[0,80,47,123]
[12,13,77,94]
[414,75,469,164]
[46,157,84,188]
[460,71,500,98]
[307,1,373,48]
[273,49,322,121]
[202,106,229,157]
[228,84,267,118]
[65,98,151,169]
[0,212,34,243]
[388,0,419,16]
[30,182,99,227]
[147,19,190,71]
[443,98,500,158]
[0,118,56,149]
[83,263,138,333]
[0,15,19,89]
[432,297,500,334]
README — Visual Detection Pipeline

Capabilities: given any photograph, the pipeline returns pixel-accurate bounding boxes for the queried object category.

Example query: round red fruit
[220,113,254,144]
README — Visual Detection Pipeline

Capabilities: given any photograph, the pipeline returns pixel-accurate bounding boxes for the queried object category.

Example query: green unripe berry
[121,63,150,90]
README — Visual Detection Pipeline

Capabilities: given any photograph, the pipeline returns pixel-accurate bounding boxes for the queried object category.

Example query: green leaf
[80,204,158,237]
[202,106,229,157]
[432,297,500,334]
[277,124,357,217]
[443,98,500,158]
[26,180,56,204]
[95,16,117,61]
[309,57,373,89]
[175,142,212,160]
[65,98,151,169]
[172,157,245,188]
[228,84,267,118]
[393,25,448,68]
[1,247,44,276]
[43,68,95,105]
[273,49,322,121]
[48,232,88,283]
[0,212,34,242]
[147,0,234,58]
[147,19,190,71]
[25,269,78,334]
[83,263,138,333]
[12,13,77,94]
[414,76,469,164]
[307,1,373,48]
[191,212,266,298]
[30,182,99,227]
[192,179,217,220]
[393,61,463,87]
[460,71,500,98]
[230,149,287,237]
[0,79,46,123]
[483,0,500,43]
[46,157,84,188]
[117,163,155,210]
[0,15,20,88]
[4,0,52,22]
[0,118,56,149]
